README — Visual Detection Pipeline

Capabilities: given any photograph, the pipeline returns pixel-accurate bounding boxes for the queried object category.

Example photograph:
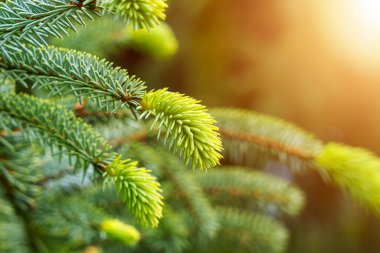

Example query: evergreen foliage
[0,45,146,113]
[0,0,98,48]
[0,93,112,169]
[0,198,29,253]
[50,16,128,57]
[213,107,380,216]
[140,89,223,170]
[98,0,168,29]
[1,0,380,252]
[103,156,163,227]
[51,16,178,59]
[196,167,305,216]
[211,108,323,170]
[214,207,289,253]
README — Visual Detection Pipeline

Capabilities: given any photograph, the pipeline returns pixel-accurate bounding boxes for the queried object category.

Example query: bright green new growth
[103,155,164,227]
[127,22,178,59]
[99,0,168,29]
[139,89,223,170]
[100,219,141,245]
[0,93,164,227]
[316,143,380,214]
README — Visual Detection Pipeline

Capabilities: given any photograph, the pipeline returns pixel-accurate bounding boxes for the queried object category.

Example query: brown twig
[0,128,21,136]
[107,127,313,161]
[219,128,314,160]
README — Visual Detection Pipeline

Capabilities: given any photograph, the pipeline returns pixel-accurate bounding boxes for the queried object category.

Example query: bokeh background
[108,0,380,252]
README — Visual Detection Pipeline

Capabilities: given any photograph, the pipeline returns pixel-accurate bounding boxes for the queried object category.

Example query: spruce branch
[124,143,219,234]
[139,89,223,170]
[211,108,323,170]
[36,193,141,247]
[212,108,380,215]
[35,195,108,248]
[0,198,29,253]
[51,15,127,58]
[216,207,289,253]
[0,73,15,94]
[52,16,178,59]
[0,135,43,211]
[0,93,164,227]
[0,45,146,113]
[98,0,168,29]
[196,167,305,216]
[161,151,219,237]
[0,93,111,169]
[0,137,41,251]
[140,208,190,253]
[0,0,99,49]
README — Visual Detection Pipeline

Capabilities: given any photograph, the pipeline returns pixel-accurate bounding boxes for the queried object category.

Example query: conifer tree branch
[216,207,289,253]
[51,15,127,58]
[211,108,323,171]
[160,152,219,237]
[0,45,146,113]
[71,99,132,122]
[51,16,178,60]
[0,0,99,49]
[0,93,163,227]
[212,108,380,215]
[0,136,43,211]
[0,198,30,253]
[0,50,224,171]
[219,128,314,161]
[197,167,305,216]
[34,195,107,249]
[0,93,111,168]
[0,138,42,252]
[124,143,219,236]
[35,194,141,247]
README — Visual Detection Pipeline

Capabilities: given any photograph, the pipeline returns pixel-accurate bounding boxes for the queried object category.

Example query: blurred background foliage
[73,0,380,252]
[3,0,380,252]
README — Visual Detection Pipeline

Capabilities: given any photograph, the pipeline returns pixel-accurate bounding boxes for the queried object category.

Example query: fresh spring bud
[100,219,141,246]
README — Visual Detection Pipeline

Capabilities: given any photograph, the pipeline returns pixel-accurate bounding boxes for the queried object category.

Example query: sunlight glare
[316,0,380,72]
[353,0,380,29]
